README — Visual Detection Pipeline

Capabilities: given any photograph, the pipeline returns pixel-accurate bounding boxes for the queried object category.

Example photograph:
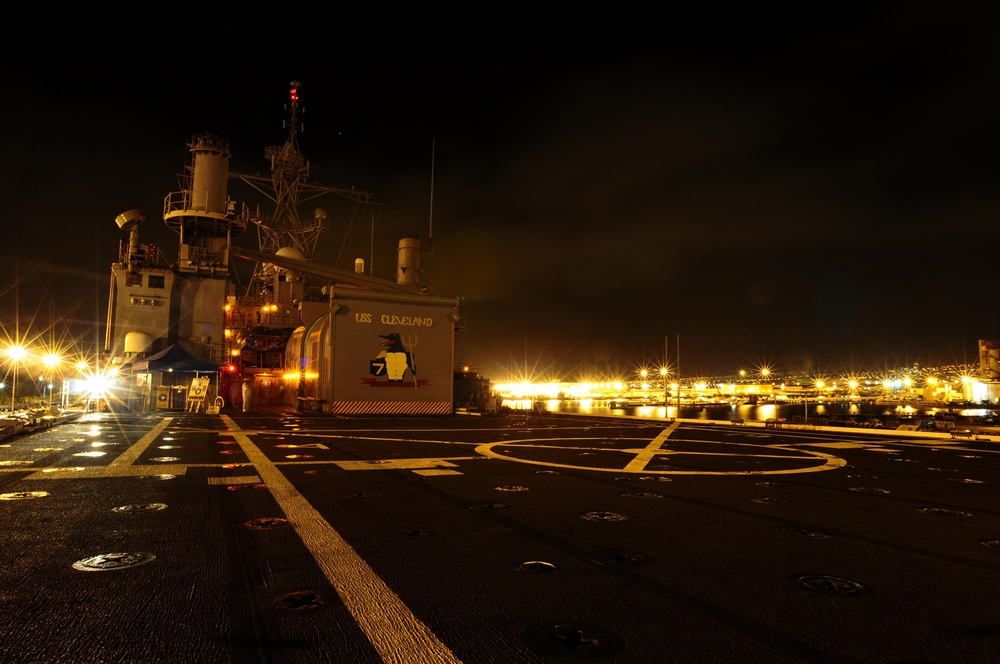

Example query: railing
[163,192,251,231]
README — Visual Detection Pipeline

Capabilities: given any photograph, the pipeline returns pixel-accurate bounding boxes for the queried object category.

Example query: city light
[1,329,995,417]
[5,346,28,361]
[486,360,994,416]
[81,369,115,399]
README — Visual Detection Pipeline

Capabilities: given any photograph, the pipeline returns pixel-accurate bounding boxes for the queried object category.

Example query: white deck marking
[221,416,461,663]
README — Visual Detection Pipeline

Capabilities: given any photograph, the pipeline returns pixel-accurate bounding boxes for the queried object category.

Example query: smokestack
[396,236,420,286]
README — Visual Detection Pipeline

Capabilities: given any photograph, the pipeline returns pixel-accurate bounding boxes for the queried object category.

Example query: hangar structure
[232,246,459,415]
[104,82,462,415]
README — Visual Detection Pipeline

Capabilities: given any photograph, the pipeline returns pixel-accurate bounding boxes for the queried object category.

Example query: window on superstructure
[148,275,165,289]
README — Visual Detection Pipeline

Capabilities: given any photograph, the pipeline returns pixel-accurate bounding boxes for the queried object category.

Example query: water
[504,398,995,427]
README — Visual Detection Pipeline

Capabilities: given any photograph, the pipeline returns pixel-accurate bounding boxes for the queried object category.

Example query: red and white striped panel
[331,401,453,415]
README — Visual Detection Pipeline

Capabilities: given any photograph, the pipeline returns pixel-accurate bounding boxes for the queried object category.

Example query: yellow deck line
[110,417,174,466]
[623,421,679,471]
[221,415,461,664]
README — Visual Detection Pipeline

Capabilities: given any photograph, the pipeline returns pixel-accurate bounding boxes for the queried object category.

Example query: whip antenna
[427,138,435,254]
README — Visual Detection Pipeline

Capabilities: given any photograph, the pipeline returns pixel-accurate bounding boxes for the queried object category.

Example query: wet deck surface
[1,408,998,663]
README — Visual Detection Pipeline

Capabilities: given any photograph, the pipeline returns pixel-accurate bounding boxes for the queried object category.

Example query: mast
[233,81,383,303]
[254,80,320,260]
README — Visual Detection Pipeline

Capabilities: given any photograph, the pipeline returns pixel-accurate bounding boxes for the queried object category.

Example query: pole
[676,334,681,415]
[11,254,17,416]
[663,335,668,415]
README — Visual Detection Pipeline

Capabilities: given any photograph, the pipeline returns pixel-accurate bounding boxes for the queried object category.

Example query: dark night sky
[2,4,999,380]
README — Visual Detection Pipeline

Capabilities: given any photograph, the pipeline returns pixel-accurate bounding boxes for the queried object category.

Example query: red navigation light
[226,364,237,373]
[290,87,299,102]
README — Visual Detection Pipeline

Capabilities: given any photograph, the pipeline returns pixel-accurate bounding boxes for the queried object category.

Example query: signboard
[330,298,455,414]
[186,376,211,412]
[188,376,210,401]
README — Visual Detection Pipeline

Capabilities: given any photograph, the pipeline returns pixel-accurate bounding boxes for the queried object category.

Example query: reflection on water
[503,399,993,424]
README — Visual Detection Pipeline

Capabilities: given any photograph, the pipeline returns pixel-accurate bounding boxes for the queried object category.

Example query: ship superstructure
[105,81,461,415]
[106,134,250,366]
